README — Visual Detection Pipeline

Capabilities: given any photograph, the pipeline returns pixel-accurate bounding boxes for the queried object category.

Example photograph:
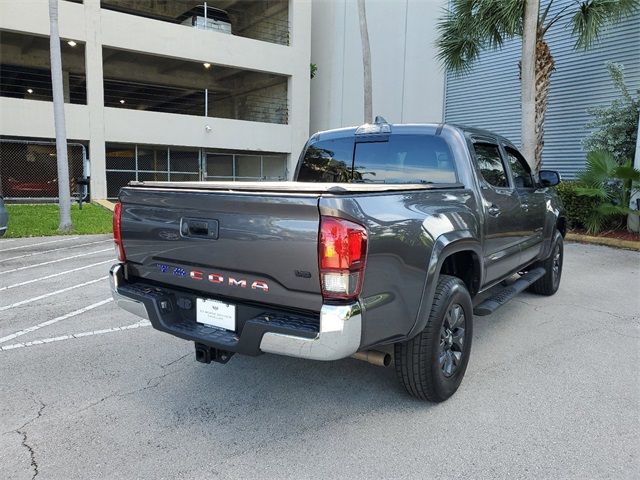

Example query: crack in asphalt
[73,353,192,415]
[13,396,46,480]
[18,430,38,480]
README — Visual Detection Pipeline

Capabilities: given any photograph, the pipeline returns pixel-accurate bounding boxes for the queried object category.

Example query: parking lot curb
[566,232,640,251]
[94,199,115,212]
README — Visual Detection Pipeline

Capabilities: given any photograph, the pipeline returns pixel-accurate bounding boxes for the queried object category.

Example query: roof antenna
[374,115,388,124]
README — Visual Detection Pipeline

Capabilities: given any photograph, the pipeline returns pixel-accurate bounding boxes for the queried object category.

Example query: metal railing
[0,139,88,202]
[0,65,87,105]
[104,79,288,124]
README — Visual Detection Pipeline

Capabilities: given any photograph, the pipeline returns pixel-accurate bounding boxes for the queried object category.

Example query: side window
[504,146,534,189]
[473,143,509,188]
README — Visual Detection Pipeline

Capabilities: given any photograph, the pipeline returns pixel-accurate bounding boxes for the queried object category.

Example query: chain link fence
[0,139,88,202]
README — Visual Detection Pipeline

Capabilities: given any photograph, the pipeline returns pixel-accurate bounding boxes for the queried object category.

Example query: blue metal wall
[444,1,640,178]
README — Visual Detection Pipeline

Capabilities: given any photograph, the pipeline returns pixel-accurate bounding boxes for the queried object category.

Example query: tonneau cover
[127,181,465,195]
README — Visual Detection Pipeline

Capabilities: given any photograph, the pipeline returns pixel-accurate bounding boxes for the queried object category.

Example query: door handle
[487,205,501,217]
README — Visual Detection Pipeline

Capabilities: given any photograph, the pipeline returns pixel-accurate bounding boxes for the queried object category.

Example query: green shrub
[574,150,640,233]
[555,181,599,230]
[583,63,639,164]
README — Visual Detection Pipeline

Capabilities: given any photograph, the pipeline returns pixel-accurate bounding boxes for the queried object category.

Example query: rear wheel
[394,275,473,402]
[527,231,563,296]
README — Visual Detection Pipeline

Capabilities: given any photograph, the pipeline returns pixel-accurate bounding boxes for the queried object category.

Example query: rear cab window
[297,133,458,184]
[296,137,354,182]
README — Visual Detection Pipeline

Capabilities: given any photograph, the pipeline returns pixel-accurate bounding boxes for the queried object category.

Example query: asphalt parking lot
[0,234,638,479]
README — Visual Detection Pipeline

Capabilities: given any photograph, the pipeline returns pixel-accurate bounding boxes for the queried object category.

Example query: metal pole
[205,88,208,116]
[628,112,640,232]
[232,154,236,181]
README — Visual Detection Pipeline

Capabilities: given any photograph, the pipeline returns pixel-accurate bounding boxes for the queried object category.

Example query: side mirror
[539,170,561,187]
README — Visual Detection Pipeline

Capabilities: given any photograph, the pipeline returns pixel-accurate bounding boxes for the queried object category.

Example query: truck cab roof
[310,122,517,150]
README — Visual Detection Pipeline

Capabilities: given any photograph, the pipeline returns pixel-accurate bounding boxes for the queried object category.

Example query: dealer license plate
[196,298,236,331]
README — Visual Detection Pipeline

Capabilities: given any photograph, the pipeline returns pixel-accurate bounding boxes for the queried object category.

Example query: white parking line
[0,259,113,292]
[0,298,113,344]
[0,320,151,352]
[0,236,81,252]
[0,238,22,243]
[0,276,109,312]
[0,239,112,263]
[0,248,112,274]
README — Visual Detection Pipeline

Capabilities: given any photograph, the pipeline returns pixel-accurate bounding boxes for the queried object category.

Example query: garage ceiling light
[27,88,34,94]
[67,40,77,47]
[119,99,125,104]
[203,63,211,69]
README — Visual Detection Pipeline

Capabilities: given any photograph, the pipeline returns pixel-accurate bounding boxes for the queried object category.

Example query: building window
[105,144,287,199]
[205,152,286,181]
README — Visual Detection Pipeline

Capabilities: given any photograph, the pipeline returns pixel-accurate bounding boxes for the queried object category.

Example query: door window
[473,143,509,188]
[504,146,534,189]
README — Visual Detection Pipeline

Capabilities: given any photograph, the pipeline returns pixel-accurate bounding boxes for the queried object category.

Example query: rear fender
[407,231,483,339]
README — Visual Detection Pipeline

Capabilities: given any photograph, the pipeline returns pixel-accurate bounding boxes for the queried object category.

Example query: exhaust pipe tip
[351,350,392,367]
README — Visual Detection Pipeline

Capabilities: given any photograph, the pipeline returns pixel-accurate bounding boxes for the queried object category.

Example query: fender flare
[406,231,483,339]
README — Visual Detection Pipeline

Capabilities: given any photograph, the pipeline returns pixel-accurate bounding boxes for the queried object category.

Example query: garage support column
[83,0,107,200]
[286,0,312,179]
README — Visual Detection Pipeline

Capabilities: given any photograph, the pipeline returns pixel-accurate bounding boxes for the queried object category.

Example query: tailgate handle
[181,218,219,239]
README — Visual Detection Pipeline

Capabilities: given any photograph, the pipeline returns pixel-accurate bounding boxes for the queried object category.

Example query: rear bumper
[110,264,361,361]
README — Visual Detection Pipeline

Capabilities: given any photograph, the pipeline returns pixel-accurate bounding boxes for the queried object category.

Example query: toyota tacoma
[110,119,565,402]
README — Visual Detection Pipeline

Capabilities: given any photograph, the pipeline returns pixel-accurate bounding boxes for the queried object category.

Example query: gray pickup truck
[110,119,565,402]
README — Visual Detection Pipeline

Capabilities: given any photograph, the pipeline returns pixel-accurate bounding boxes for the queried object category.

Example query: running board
[473,267,546,316]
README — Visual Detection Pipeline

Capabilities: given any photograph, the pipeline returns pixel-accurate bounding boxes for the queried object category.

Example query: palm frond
[436,0,524,73]
[539,0,555,26]
[575,186,609,199]
[577,150,618,186]
[595,203,635,216]
[436,1,483,73]
[571,0,640,50]
[614,163,640,182]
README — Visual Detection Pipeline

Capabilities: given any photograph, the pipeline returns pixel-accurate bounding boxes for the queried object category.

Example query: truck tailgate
[119,186,322,312]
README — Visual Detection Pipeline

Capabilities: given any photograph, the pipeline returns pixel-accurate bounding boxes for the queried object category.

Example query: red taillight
[319,216,368,301]
[113,202,126,262]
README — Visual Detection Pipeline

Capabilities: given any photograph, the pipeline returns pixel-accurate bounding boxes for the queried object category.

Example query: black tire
[394,275,473,402]
[527,231,563,296]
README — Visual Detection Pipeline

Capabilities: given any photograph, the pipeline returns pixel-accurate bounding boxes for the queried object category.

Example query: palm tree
[437,0,638,171]
[49,0,72,232]
[357,0,373,124]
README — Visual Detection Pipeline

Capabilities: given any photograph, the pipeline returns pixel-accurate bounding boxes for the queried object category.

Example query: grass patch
[4,203,113,238]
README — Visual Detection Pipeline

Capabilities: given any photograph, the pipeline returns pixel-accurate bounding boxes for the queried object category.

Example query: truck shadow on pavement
[132,349,433,439]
